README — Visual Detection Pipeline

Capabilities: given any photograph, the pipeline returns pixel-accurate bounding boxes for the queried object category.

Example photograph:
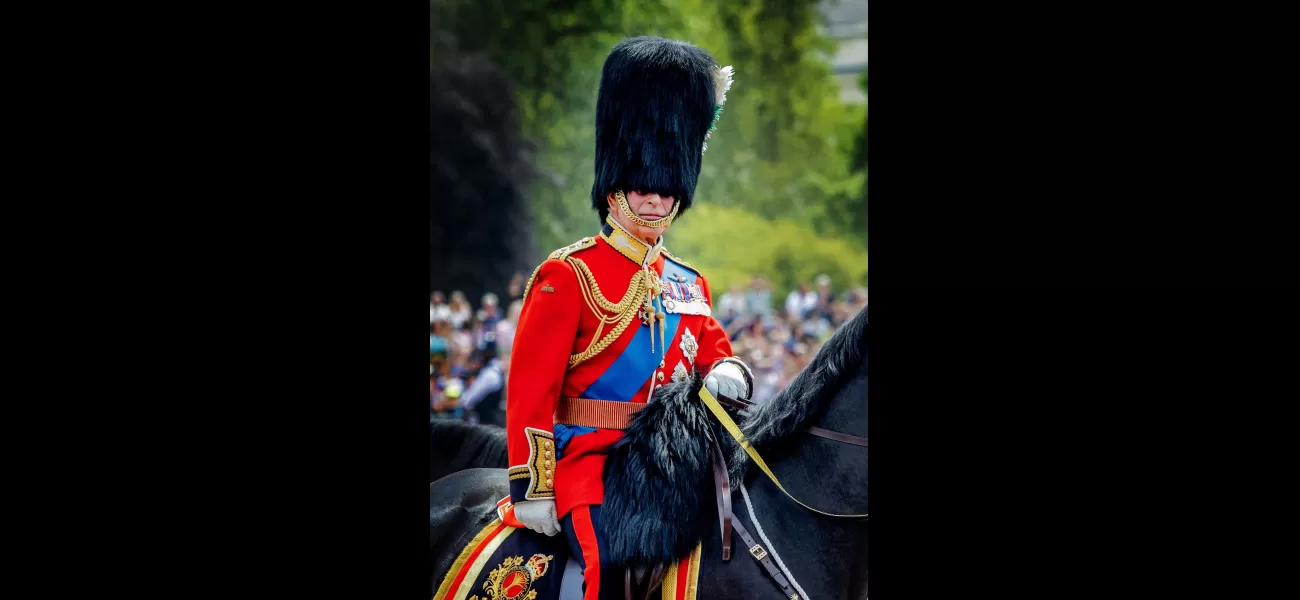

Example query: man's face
[608,190,676,244]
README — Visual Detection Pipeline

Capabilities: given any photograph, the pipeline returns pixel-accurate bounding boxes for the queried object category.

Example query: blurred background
[431,0,867,423]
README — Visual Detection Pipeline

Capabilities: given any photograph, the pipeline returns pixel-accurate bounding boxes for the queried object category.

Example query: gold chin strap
[615,189,679,229]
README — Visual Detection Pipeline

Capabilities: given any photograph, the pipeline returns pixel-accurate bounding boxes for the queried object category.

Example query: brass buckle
[749,545,768,560]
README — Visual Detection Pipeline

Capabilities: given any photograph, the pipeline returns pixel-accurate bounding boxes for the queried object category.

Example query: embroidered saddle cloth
[435,497,704,600]
[600,376,746,568]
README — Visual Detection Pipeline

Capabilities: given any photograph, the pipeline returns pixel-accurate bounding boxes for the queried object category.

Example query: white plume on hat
[702,65,734,153]
[714,65,734,105]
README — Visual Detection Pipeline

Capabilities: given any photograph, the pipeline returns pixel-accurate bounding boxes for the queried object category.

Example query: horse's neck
[732,367,868,598]
[737,462,867,600]
[755,364,867,513]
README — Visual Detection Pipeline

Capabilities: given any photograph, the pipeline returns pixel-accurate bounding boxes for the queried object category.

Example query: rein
[695,386,865,600]
[711,393,868,448]
[805,425,869,447]
[623,386,867,600]
[699,386,868,520]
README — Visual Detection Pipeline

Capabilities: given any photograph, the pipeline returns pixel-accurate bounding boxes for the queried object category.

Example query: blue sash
[558,260,695,453]
[579,259,695,402]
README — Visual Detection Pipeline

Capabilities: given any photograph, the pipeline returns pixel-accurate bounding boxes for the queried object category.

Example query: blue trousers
[561,504,620,600]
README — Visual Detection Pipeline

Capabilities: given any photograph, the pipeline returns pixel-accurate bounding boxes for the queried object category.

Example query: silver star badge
[672,360,690,382]
[679,327,698,365]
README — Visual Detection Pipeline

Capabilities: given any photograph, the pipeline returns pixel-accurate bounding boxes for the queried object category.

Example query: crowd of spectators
[431,271,866,422]
[715,275,868,404]
[429,273,528,426]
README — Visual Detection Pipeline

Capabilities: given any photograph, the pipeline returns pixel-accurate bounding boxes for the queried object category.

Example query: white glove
[704,362,749,400]
[513,499,561,536]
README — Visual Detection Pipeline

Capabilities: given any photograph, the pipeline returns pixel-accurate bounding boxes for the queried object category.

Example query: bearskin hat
[590,37,721,224]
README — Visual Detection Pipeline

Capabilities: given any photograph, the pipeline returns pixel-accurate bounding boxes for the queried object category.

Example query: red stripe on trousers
[676,554,690,599]
[571,505,602,600]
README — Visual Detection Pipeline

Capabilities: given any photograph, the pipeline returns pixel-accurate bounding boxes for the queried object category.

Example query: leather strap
[713,394,754,412]
[645,564,666,599]
[624,564,667,600]
[705,428,801,598]
[805,425,868,447]
[732,518,801,600]
[707,431,734,561]
[711,394,865,447]
[699,387,868,519]
[554,397,645,430]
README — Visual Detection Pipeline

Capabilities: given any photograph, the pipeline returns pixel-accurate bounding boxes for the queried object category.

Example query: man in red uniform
[504,37,752,600]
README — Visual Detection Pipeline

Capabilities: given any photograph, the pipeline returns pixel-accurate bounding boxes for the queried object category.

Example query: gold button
[546,460,553,468]
[659,360,665,368]
[657,371,665,382]
[545,451,553,458]
[546,479,554,487]
[546,469,553,477]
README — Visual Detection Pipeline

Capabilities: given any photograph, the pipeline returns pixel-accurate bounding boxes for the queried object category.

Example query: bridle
[623,388,867,600]
[702,386,868,518]
[712,393,868,448]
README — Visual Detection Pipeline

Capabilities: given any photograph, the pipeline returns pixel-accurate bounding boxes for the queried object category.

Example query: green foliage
[433,0,868,273]
[668,205,867,302]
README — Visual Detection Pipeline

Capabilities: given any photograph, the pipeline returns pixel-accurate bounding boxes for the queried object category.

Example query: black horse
[430,417,508,484]
[431,306,867,599]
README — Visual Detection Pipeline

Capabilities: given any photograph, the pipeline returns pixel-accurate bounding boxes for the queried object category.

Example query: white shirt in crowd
[785,290,819,319]
[430,304,452,324]
[494,320,516,357]
[784,291,800,318]
[450,330,473,355]
[801,291,819,315]
[460,359,505,411]
[718,291,746,316]
[449,307,471,329]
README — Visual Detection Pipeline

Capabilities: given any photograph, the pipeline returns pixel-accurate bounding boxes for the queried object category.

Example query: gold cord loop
[566,257,647,369]
[565,254,669,369]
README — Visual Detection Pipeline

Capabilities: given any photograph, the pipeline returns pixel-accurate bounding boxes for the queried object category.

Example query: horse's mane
[743,306,868,447]
[430,418,508,474]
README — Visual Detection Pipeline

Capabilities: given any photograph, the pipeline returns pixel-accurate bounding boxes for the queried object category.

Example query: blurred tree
[431,0,867,293]
[810,64,867,248]
[430,53,536,304]
[669,205,868,302]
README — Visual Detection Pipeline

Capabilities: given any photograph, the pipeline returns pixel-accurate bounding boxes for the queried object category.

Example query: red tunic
[505,219,737,518]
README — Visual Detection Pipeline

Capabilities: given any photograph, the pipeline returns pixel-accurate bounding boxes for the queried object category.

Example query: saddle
[600,374,746,565]
[599,375,751,599]
[434,497,706,600]
[602,375,809,600]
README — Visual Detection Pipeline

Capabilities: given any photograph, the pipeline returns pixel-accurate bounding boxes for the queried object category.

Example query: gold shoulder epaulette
[548,236,596,260]
[523,237,596,299]
[661,248,702,277]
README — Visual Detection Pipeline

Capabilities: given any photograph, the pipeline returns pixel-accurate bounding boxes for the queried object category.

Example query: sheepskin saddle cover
[599,374,746,567]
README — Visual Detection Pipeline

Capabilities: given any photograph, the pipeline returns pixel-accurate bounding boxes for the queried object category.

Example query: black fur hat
[590,37,721,224]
